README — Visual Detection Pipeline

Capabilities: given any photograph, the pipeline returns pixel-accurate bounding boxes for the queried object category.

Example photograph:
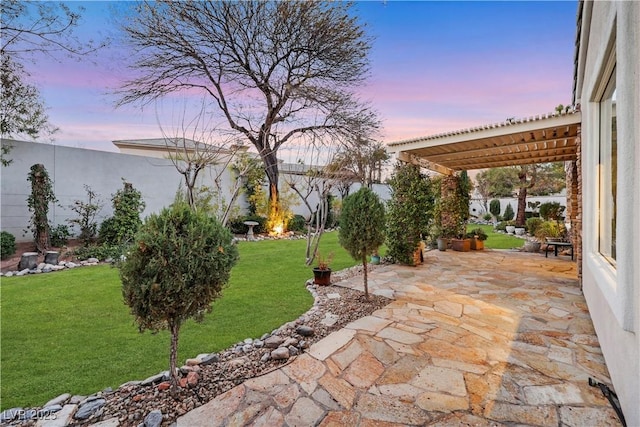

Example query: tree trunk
[261,149,280,228]
[516,186,527,226]
[362,254,369,300]
[169,321,181,389]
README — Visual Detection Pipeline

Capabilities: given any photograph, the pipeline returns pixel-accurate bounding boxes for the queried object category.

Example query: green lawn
[0,232,360,410]
[468,224,525,249]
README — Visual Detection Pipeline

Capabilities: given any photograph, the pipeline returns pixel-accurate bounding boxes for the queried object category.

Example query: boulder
[144,410,163,427]
[74,398,106,420]
[271,347,290,360]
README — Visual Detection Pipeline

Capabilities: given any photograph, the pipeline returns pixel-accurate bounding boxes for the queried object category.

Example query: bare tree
[117,1,378,230]
[158,103,245,214]
[284,144,340,266]
[327,138,389,192]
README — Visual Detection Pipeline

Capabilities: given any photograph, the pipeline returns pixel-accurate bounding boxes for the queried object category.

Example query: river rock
[264,335,285,348]
[74,398,106,420]
[296,325,315,337]
[144,409,163,427]
[44,393,71,407]
[271,347,290,360]
[200,353,219,365]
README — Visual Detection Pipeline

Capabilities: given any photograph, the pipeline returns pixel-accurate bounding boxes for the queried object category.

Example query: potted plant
[312,252,333,285]
[466,228,488,250]
[451,234,471,252]
[370,249,381,265]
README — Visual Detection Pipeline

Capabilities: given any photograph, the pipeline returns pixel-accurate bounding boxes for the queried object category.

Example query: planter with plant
[312,252,333,285]
[466,227,488,250]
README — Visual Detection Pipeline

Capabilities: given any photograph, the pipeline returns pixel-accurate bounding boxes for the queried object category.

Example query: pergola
[386,111,581,175]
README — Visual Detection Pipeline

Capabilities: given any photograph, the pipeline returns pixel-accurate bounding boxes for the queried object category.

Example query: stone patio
[175,250,622,426]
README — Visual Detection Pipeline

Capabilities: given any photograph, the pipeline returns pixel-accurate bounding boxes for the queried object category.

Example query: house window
[598,70,617,265]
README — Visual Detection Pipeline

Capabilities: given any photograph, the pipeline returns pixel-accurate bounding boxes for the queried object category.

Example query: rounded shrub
[525,217,544,236]
[120,203,239,385]
[1,231,16,260]
[287,214,307,233]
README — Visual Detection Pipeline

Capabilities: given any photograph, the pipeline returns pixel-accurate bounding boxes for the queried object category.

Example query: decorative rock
[37,262,46,270]
[288,345,299,356]
[87,257,99,263]
[40,404,63,415]
[18,252,38,270]
[242,344,253,353]
[261,353,271,363]
[74,398,106,420]
[283,337,299,347]
[44,393,71,408]
[66,262,78,269]
[144,409,163,427]
[186,371,199,386]
[265,335,285,348]
[16,269,29,276]
[296,325,315,337]
[185,358,201,366]
[199,353,219,365]
[157,382,171,391]
[44,251,59,265]
[19,409,37,420]
[271,347,290,360]
[69,395,86,404]
[244,338,253,344]
[4,271,13,277]
[141,372,168,386]
[253,340,264,348]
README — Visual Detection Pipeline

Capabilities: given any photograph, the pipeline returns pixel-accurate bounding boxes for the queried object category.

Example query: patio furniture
[545,241,573,260]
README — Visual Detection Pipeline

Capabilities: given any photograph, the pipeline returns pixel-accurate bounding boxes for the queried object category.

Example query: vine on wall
[26,163,56,253]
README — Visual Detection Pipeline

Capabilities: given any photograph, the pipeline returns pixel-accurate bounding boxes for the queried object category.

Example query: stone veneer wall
[565,126,582,281]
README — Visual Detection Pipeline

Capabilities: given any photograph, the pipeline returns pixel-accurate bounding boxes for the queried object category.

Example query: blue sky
[21,1,578,155]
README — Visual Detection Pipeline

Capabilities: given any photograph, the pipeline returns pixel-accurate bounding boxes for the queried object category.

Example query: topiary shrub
[120,203,238,388]
[539,202,565,221]
[1,231,16,260]
[489,199,501,218]
[339,187,386,299]
[503,203,515,221]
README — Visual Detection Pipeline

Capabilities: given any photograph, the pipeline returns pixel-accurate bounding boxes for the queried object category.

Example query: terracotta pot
[451,239,471,252]
[312,268,331,285]
[470,238,484,250]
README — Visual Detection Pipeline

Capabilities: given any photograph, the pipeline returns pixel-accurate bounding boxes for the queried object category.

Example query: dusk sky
[20,1,578,158]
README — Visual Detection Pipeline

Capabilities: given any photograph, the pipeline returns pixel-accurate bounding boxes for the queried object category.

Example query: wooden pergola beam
[397,151,455,175]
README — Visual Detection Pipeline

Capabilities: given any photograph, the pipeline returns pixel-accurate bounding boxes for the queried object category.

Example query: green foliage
[466,227,488,241]
[339,187,385,299]
[26,164,57,253]
[98,216,118,244]
[68,185,103,246]
[120,203,239,383]
[489,199,501,217]
[386,163,434,265]
[287,214,307,232]
[535,221,566,240]
[108,180,145,245]
[482,213,493,221]
[525,217,544,235]
[228,214,267,235]
[435,173,470,239]
[73,244,126,262]
[1,231,16,260]
[495,221,508,232]
[503,203,515,221]
[340,188,386,261]
[50,224,71,247]
[539,202,565,221]
[468,224,524,249]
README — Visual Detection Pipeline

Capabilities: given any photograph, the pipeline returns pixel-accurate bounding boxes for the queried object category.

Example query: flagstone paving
[175,250,622,426]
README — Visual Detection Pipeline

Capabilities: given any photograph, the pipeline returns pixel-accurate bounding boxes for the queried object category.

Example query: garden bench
[545,241,573,260]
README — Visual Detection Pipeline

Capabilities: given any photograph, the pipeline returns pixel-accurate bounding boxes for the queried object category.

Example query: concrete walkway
[175,250,621,426]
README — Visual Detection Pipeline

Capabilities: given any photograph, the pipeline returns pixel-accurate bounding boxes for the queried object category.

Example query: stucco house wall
[576,1,640,425]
